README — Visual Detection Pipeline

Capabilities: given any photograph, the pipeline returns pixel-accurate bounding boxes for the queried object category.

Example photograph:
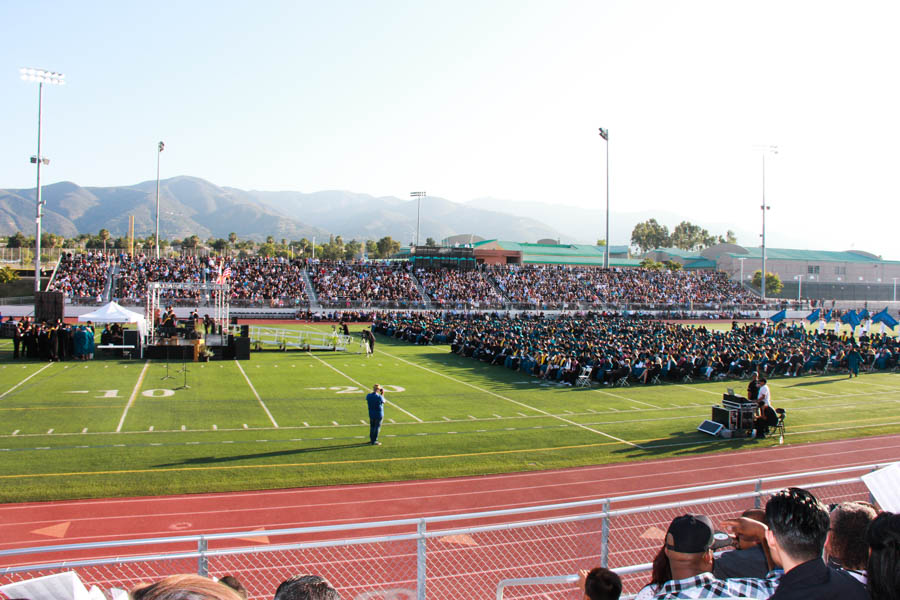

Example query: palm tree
[99,229,110,253]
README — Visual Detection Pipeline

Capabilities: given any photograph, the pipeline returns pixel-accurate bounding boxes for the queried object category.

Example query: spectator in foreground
[579,567,622,600]
[640,514,777,599]
[723,487,868,599]
[866,511,900,600]
[217,576,248,600]
[632,546,671,600]
[273,575,340,600]
[825,501,877,584]
[713,508,769,579]
[131,575,243,600]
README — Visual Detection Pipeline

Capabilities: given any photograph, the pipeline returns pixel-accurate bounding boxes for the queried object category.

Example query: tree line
[4,230,404,260]
[630,219,736,253]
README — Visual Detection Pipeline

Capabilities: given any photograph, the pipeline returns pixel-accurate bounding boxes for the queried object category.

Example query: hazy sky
[3,1,899,256]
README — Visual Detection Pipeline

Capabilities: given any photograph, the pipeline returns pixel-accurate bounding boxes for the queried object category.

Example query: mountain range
[0,176,754,248]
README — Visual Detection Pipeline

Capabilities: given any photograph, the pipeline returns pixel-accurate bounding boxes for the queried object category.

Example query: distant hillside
[0,177,568,245]
[240,190,566,244]
[0,177,329,242]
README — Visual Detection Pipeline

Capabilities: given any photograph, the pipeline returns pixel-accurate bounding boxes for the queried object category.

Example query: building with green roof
[700,243,900,300]
[472,240,639,267]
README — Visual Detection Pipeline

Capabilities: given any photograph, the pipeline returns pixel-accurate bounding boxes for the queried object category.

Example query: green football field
[0,323,898,503]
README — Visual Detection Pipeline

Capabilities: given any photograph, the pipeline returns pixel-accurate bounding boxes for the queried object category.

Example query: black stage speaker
[230,316,238,325]
[234,337,251,360]
[34,291,64,323]
[123,330,140,350]
[240,324,249,337]
[223,334,235,359]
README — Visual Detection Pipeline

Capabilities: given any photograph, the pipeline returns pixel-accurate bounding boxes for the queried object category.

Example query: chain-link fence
[0,465,885,600]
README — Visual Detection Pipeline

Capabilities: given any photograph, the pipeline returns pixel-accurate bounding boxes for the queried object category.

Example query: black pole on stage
[176,350,190,390]
[161,338,175,381]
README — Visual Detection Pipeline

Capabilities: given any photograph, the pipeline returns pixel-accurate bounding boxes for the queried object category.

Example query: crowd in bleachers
[47,252,111,301]
[309,261,422,307]
[113,255,310,306]
[227,257,308,306]
[489,265,761,307]
[47,253,782,310]
[116,254,207,301]
[415,267,506,307]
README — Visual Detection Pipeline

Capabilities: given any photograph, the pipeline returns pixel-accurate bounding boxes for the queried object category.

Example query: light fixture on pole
[20,67,65,294]
[599,128,609,269]
[755,145,778,301]
[410,191,426,247]
[155,141,164,258]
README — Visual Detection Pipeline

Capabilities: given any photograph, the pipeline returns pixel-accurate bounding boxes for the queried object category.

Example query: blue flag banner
[841,311,860,327]
[769,309,786,323]
[824,310,833,322]
[873,309,899,328]
[805,309,820,323]
[859,308,870,320]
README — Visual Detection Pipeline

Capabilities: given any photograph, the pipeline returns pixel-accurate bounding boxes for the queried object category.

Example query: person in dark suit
[365,384,385,445]
[12,319,22,359]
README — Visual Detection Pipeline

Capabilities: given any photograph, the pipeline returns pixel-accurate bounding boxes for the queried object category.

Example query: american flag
[223,266,232,279]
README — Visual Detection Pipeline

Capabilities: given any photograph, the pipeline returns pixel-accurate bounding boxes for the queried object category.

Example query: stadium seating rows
[47,254,767,309]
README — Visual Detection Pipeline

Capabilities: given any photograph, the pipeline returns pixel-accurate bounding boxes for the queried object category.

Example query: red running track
[1,433,898,556]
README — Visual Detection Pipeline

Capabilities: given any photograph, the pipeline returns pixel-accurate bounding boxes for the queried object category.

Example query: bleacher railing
[0,463,887,600]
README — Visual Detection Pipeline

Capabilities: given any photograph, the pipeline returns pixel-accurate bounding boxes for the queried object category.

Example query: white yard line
[380,349,639,448]
[675,384,721,396]
[116,361,151,432]
[235,360,279,428]
[306,352,423,423]
[0,363,53,399]
[593,388,662,408]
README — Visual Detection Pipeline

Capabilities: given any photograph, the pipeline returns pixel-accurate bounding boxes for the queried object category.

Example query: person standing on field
[366,384,385,445]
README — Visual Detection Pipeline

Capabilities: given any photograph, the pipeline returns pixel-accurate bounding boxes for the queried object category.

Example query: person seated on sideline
[578,567,622,600]
[637,514,778,599]
[713,508,770,579]
[825,501,877,585]
[131,574,244,600]
[723,487,868,599]
[273,574,340,600]
[866,511,900,600]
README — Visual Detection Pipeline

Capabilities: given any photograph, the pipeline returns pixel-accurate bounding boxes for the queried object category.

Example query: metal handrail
[0,464,886,573]
[0,463,887,563]
[495,563,653,600]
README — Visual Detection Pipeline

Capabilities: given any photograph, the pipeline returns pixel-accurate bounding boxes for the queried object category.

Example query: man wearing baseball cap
[642,514,780,599]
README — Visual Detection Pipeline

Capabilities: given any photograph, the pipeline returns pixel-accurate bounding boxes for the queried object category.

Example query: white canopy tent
[78,301,148,342]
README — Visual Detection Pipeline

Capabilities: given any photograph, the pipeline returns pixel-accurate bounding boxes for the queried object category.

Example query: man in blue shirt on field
[366,384,385,445]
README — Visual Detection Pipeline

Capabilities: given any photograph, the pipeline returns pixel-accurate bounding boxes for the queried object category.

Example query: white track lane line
[0,363,53,399]
[235,360,279,428]
[116,361,151,432]
[306,352,423,422]
[380,349,639,448]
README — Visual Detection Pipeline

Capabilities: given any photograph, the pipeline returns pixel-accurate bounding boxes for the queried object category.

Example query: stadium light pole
[155,141,164,258]
[410,191,426,247]
[20,67,65,294]
[893,277,898,302]
[738,257,746,285]
[599,128,609,269]
[794,274,802,301]
[756,145,778,302]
